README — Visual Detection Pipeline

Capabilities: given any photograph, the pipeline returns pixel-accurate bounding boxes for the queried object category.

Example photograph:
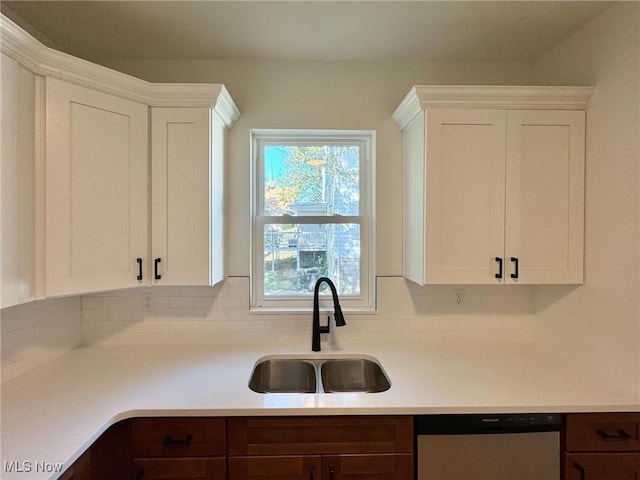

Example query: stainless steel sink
[249,355,390,394]
[248,358,316,393]
[320,358,391,393]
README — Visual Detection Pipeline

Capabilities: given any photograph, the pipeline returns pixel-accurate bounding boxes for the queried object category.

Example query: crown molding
[393,85,594,130]
[0,14,240,124]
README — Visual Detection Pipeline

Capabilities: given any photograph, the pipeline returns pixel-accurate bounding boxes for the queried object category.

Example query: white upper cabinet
[505,110,585,284]
[394,86,592,285]
[45,77,149,296]
[151,106,231,286]
[1,53,42,307]
[1,14,239,299]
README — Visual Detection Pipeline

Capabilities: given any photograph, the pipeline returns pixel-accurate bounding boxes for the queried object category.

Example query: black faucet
[311,277,346,352]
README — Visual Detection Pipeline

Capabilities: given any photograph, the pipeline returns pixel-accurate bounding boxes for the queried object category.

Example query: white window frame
[250,129,375,312]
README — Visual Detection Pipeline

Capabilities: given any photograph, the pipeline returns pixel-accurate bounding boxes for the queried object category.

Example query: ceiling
[2,1,613,62]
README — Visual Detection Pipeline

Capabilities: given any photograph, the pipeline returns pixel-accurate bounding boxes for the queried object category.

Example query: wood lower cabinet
[59,416,414,479]
[322,454,414,479]
[228,454,413,480]
[132,458,226,480]
[227,455,322,480]
[59,419,131,480]
[227,416,414,480]
[564,453,640,480]
[132,418,226,480]
[58,451,91,480]
[562,413,640,480]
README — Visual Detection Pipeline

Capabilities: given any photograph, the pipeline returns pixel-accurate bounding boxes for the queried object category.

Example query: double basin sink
[249,355,391,394]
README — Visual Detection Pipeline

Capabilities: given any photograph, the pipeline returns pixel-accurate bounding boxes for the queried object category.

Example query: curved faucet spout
[311,277,346,351]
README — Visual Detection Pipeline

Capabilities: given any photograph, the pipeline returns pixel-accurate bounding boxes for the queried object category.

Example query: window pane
[263,223,360,296]
[264,145,359,216]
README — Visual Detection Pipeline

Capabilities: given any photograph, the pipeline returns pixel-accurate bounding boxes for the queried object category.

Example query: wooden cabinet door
[423,108,507,284]
[505,110,585,284]
[151,107,215,286]
[45,77,148,296]
[564,453,640,480]
[132,458,226,480]
[59,450,91,480]
[227,456,321,480]
[322,454,414,479]
[1,52,40,307]
[227,416,413,456]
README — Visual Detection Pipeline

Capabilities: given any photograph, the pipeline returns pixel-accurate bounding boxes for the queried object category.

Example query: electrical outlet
[143,294,154,312]
[454,289,464,306]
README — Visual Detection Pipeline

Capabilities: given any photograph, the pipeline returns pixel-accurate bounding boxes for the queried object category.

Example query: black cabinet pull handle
[495,257,503,279]
[135,467,144,480]
[510,257,519,279]
[309,465,314,480]
[329,464,335,480]
[572,462,585,480]
[136,258,143,281]
[596,428,631,440]
[162,433,193,447]
[154,258,162,280]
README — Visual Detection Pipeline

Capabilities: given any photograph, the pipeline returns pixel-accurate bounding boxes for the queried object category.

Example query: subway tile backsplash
[81,277,537,347]
[1,277,537,382]
[1,296,82,382]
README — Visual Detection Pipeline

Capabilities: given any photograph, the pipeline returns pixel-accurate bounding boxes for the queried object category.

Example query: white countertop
[2,343,639,479]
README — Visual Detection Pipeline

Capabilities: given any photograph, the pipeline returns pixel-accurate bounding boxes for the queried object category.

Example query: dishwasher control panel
[415,413,563,434]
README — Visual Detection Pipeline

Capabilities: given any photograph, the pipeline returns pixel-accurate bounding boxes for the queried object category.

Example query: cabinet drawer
[563,453,640,480]
[565,414,640,452]
[228,455,321,480]
[132,418,225,457]
[324,453,414,478]
[227,416,413,455]
[132,458,225,480]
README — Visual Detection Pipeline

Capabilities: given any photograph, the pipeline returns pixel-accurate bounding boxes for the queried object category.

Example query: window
[251,130,375,311]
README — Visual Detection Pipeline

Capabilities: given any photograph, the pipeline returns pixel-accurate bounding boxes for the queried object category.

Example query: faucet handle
[319,317,331,335]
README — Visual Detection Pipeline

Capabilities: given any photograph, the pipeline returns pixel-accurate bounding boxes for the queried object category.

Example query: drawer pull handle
[309,465,314,480]
[572,462,585,480]
[329,464,335,480]
[136,258,143,281]
[162,433,193,447]
[135,467,144,480]
[596,428,631,440]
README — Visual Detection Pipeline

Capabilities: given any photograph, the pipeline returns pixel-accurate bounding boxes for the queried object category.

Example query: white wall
[531,2,640,396]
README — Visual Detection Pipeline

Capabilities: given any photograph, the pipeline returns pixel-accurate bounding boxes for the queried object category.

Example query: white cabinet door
[1,53,39,307]
[423,109,507,284]
[45,77,148,296]
[151,107,223,285]
[505,110,585,284]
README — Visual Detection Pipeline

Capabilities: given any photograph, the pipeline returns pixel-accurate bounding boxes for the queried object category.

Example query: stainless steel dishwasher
[416,414,562,480]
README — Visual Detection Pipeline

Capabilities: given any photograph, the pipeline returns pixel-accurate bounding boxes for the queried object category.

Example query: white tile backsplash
[79,277,537,347]
[1,296,82,382]
[0,277,538,381]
